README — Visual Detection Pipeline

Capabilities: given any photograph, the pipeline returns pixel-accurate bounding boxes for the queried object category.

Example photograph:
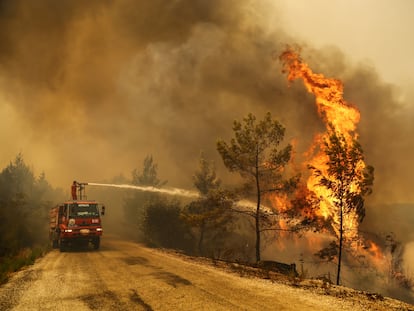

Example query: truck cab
[50,200,105,251]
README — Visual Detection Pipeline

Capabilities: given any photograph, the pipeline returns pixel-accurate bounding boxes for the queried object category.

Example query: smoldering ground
[1,0,414,296]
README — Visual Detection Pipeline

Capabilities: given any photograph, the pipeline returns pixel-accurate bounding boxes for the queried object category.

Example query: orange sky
[278,0,414,88]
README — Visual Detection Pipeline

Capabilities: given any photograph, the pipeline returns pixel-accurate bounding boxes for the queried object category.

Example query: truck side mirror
[101,205,105,216]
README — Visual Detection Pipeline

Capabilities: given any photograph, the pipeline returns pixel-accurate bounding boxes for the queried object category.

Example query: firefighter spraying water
[49,181,106,251]
[71,180,89,200]
[49,180,271,253]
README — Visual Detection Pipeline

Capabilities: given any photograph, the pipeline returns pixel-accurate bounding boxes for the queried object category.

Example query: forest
[0,112,412,303]
[0,154,62,282]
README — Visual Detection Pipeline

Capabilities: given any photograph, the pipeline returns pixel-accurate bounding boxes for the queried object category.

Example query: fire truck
[49,182,105,251]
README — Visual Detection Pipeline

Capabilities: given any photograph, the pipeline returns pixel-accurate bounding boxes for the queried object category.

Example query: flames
[279,48,360,135]
[274,47,395,282]
[279,47,366,241]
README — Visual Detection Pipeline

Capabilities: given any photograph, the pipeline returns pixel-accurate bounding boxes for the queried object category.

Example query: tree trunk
[336,203,343,285]
[198,221,205,256]
[255,146,261,263]
[255,202,260,262]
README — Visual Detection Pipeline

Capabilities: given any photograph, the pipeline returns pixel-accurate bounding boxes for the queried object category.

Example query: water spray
[85,182,261,210]
[87,182,199,199]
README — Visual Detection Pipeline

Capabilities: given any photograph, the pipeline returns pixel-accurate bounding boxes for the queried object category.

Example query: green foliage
[132,155,167,187]
[0,153,53,281]
[0,247,46,284]
[217,112,289,179]
[185,189,235,256]
[192,152,221,196]
[142,198,194,252]
[0,153,35,202]
[123,155,168,238]
[0,153,58,258]
[217,112,297,262]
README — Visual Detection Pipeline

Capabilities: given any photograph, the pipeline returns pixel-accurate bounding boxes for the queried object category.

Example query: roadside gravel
[0,237,412,311]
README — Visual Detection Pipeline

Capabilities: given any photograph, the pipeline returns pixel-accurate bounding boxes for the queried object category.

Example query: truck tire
[59,240,66,252]
[93,237,100,250]
[52,239,58,249]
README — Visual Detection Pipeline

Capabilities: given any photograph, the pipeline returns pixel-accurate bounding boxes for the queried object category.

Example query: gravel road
[0,236,412,311]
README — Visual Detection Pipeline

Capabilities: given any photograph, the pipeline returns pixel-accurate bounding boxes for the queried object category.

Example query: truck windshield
[69,203,99,218]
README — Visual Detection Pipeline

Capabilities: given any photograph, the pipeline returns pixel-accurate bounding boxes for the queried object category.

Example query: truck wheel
[93,237,100,250]
[52,239,58,249]
[59,240,66,252]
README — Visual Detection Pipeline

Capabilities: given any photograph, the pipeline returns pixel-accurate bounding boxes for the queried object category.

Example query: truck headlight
[96,228,103,232]
[64,229,73,233]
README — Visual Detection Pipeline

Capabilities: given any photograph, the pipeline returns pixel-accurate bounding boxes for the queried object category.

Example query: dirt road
[0,237,412,311]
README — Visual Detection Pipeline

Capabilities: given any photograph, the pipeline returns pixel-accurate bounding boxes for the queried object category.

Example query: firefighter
[71,181,78,200]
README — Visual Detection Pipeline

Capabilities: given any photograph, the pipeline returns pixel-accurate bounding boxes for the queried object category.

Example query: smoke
[2,9,414,288]
[0,0,316,189]
[1,2,414,215]
[2,1,414,300]
[404,242,414,276]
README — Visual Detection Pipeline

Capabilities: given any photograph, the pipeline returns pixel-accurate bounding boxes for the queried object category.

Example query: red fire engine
[49,181,105,251]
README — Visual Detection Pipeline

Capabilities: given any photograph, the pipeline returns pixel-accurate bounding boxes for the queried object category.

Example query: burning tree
[310,125,374,285]
[217,112,298,262]
[279,47,374,285]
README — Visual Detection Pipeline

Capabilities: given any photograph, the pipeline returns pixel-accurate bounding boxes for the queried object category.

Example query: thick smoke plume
[0,1,413,230]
